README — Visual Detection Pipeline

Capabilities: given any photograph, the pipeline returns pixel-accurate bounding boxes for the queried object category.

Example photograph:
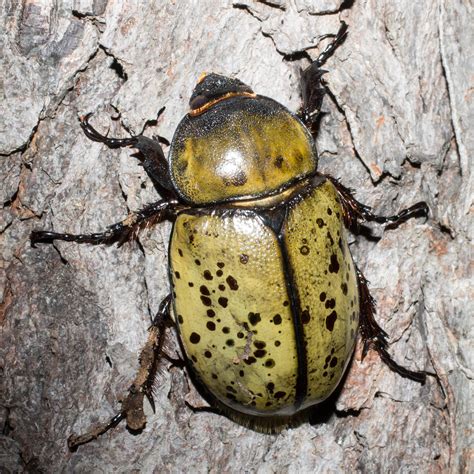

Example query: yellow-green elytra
[170,177,359,416]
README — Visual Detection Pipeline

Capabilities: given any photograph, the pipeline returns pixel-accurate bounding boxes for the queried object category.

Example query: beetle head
[189,73,256,116]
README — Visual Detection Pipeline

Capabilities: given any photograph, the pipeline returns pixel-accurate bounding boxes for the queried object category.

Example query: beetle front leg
[356,267,426,383]
[30,199,181,247]
[80,113,176,199]
[326,175,429,231]
[67,294,172,450]
[299,21,348,129]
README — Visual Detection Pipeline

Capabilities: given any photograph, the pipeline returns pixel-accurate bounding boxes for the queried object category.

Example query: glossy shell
[169,177,359,416]
[169,96,316,205]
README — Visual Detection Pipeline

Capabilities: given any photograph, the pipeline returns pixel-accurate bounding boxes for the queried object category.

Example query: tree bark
[1,0,471,472]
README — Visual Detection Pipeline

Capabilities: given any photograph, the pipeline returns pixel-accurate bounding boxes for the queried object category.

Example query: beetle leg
[299,21,348,129]
[67,294,172,450]
[325,175,429,232]
[356,267,426,383]
[30,199,182,247]
[80,113,177,199]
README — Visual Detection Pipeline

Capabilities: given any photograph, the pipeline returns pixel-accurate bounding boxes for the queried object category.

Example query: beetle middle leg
[30,199,181,247]
[67,294,172,450]
[325,175,429,232]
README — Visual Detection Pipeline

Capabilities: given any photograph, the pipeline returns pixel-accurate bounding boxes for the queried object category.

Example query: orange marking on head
[189,92,257,117]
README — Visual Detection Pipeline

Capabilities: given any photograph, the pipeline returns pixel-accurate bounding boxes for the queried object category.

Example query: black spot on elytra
[316,218,325,228]
[265,359,275,368]
[240,254,249,264]
[226,393,236,401]
[300,245,310,255]
[273,314,282,325]
[254,349,267,358]
[267,382,275,393]
[325,298,336,309]
[327,207,333,215]
[226,275,239,290]
[244,356,257,365]
[274,155,284,168]
[319,292,326,302]
[254,340,266,349]
[218,297,228,308]
[212,373,218,379]
[283,300,289,307]
[248,312,261,325]
[274,391,286,399]
[188,282,194,287]
[203,270,213,280]
[218,284,225,291]
[216,269,223,277]
[226,339,235,347]
[204,350,212,358]
[217,262,225,268]
[191,355,197,363]
[222,326,230,334]
[328,254,340,273]
[326,311,337,331]
[239,370,245,377]
[338,237,345,254]
[178,248,183,257]
[177,314,184,324]
[200,285,210,296]
[341,282,348,295]
[174,271,180,279]
[237,331,244,339]
[206,321,216,331]
[190,332,201,344]
[207,309,215,317]
[200,295,212,306]
[327,231,334,246]
[301,309,311,324]
[194,259,201,266]
[330,357,338,368]
[323,371,328,377]
[274,340,281,347]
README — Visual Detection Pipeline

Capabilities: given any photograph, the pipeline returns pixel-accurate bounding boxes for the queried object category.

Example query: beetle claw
[145,391,156,414]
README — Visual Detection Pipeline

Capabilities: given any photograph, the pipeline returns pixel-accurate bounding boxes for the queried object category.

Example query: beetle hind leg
[356,267,426,383]
[67,294,172,450]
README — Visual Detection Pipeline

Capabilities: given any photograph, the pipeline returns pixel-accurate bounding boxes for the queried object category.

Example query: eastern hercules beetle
[31,23,428,449]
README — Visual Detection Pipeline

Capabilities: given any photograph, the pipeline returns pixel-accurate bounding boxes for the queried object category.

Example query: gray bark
[1,0,471,472]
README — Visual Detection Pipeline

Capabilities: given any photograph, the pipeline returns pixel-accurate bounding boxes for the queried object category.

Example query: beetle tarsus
[67,412,125,451]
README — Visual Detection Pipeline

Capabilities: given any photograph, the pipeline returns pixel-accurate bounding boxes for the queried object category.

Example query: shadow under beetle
[31,23,428,449]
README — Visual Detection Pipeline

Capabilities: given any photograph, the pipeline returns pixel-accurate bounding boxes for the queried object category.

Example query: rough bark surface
[0,0,472,472]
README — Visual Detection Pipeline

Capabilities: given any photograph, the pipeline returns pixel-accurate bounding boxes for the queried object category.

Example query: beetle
[31,22,427,449]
